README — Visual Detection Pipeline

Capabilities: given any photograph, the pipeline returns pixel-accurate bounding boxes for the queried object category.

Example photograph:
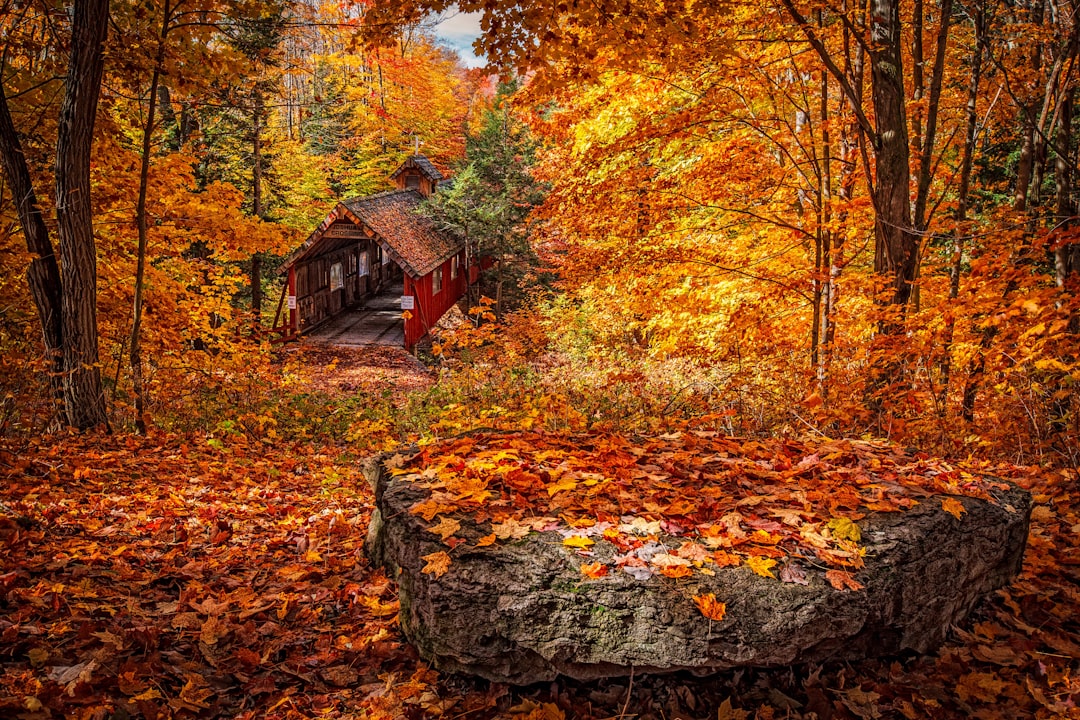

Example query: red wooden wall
[403,249,469,350]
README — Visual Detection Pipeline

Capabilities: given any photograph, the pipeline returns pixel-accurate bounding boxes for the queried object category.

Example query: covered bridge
[273,155,472,350]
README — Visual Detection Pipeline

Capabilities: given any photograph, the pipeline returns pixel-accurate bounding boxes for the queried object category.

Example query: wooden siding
[292,238,386,332]
[403,248,468,349]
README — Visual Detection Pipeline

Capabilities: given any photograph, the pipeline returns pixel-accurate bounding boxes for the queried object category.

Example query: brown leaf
[427,516,461,541]
[421,550,452,578]
[825,569,864,592]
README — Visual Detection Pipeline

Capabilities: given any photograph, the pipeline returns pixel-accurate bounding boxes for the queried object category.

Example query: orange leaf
[563,535,594,548]
[659,565,693,579]
[941,497,966,520]
[580,562,608,579]
[712,551,741,568]
[421,551,451,578]
[693,593,727,622]
[825,569,863,592]
[475,533,497,547]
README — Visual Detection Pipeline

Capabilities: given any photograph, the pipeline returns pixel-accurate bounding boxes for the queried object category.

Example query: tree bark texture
[252,88,264,322]
[0,84,64,410]
[869,0,917,314]
[132,0,170,436]
[56,0,109,430]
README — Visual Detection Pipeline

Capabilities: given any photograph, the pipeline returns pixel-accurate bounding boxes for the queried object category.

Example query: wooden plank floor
[303,286,405,347]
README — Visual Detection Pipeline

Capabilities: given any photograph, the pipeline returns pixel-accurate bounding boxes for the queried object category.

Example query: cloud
[434,11,485,68]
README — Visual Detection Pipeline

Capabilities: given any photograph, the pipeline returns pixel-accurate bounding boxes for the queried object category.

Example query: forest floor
[2,350,1080,719]
[284,344,435,400]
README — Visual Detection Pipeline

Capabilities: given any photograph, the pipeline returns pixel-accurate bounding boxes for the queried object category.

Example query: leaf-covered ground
[2,427,1079,719]
[390,430,1020,588]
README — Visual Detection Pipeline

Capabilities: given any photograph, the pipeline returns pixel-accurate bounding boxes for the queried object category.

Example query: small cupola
[389,154,444,198]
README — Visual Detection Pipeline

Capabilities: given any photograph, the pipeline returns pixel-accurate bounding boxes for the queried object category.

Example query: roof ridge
[342,188,416,205]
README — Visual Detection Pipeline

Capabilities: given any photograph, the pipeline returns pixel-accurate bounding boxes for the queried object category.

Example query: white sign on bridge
[401,296,415,310]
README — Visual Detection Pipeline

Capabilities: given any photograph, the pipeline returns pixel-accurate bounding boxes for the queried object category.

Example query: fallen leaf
[712,550,741,567]
[476,533,497,547]
[492,518,531,540]
[825,569,864,591]
[563,535,594,548]
[421,551,452,578]
[956,671,1007,703]
[779,562,809,585]
[941,497,966,520]
[827,517,862,542]
[836,687,882,719]
[693,592,727,621]
[745,556,777,578]
[651,553,692,568]
[580,562,608,578]
[427,516,461,541]
[717,697,750,720]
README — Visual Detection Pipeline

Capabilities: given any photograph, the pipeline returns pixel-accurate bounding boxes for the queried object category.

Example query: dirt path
[284,343,434,401]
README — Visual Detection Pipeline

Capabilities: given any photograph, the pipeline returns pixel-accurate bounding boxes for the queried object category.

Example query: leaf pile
[1,429,1078,719]
[0,433,497,719]
[393,430,1014,586]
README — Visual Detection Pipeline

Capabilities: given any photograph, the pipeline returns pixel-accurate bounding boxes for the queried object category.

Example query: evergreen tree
[423,80,547,316]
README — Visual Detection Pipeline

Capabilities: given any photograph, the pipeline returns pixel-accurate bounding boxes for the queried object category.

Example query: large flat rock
[364,434,1031,684]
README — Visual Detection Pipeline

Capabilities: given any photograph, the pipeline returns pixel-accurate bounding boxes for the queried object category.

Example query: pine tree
[423,80,547,316]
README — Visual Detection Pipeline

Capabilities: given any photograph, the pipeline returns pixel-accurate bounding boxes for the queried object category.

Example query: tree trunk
[1054,88,1074,291]
[131,1,171,436]
[869,0,916,317]
[0,80,64,416]
[55,0,109,430]
[251,88,265,323]
[939,2,984,415]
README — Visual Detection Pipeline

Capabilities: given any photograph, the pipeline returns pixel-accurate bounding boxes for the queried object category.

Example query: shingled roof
[389,155,444,183]
[343,190,461,278]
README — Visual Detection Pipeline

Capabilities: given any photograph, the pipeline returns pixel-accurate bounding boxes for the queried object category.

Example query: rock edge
[365,453,1032,684]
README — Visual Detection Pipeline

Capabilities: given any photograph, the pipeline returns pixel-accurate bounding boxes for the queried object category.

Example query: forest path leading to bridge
[283,344,434,400]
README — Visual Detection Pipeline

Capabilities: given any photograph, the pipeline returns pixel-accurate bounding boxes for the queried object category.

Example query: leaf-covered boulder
[364,431,1032,684]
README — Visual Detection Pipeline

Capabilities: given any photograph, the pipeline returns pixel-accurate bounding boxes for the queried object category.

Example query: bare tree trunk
[1055,87,1075,289]
[869,0,916,315]
[939,2,984,414]
[913,0,953,232]
[0,80,64,417]
[251,88,265,323]
[815,54,831,383]
[131,1,171,435]
[56,0,109,430]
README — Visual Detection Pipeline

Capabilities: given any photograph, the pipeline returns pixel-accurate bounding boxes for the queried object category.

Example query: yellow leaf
[827,517,862,542]
[563,535,594,548]
[745,556,777,578]
[546,477,577,496]
[693,592,727,622]
[421,551,451,578]
[941,497,966,520]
